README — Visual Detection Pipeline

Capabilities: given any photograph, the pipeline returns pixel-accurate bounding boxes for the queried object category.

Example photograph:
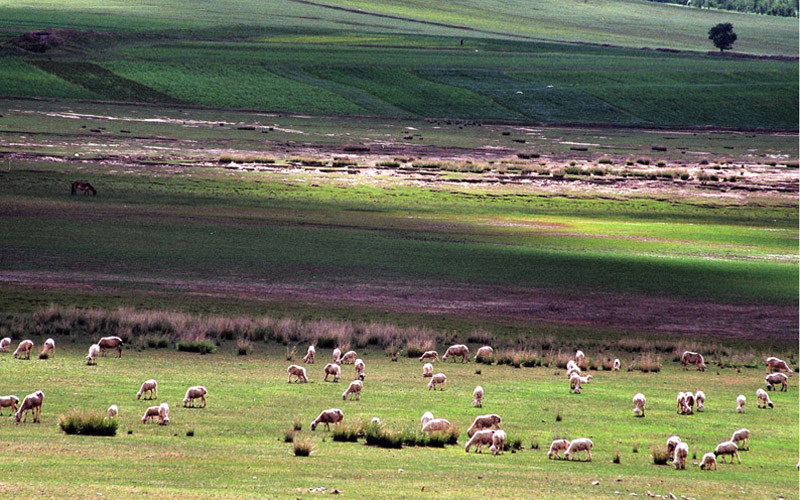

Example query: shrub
[376,161,400,168]
[385,343,399,361]
[293,415,303,431]
[284,429,296,443]
[186,429,194,437]
[530,438,540,450]
[332,159,357,167]
[146,335,170,348]
[555,408,562,422]
[364,424,403,449]
[633,354,662,373]
[613,448,621,464]
[293,436,314,456]
[59,409,118,436]
[237,337,251,356]
[632,442,639,453]
[285,345,296,361]
[598,158,613,165]
[636,158,650,165]
[405,336,434,358]
[38,353,49,360]
[508,437,523,451]
[176,340,214,354]
[651,445,670,465]
[331,421,361,442]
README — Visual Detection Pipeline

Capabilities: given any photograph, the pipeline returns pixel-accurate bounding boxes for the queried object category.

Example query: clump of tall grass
[285,345,296,361]
[405,335,434,358]
[237,337,251,356]
[631,353,662,373]
[293,416,303,431]
[364,423,403,449]
[176,340,215,354]
[218,154,275,164]
[59,409,118,436]
[651,445,670,465]
[284,429,296,443]
[331,421,362,442]
[293,436,314,456]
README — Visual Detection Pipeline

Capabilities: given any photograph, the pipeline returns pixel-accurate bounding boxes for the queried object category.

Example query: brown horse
[71,181,97,196]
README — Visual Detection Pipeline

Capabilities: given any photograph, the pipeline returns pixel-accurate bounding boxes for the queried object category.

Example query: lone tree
[708,23,737,52]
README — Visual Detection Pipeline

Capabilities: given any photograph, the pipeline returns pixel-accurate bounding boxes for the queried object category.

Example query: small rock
[477,476,483,480]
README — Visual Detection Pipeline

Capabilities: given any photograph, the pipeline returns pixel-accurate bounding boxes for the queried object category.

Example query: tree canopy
[709,23,738,52]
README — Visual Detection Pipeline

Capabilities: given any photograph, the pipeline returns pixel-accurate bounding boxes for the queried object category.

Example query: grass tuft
[59,409,118,436]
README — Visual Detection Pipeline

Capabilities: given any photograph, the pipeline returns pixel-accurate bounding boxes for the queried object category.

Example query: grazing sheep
[41,338,55,357]
[158,402,170,425]
[566,360,580,378]
[332,348,342,364]
[765,356,793,376]
[474,346,494,361]
[575,350,585,365]
[666,435,682,454]
[564,438,593,461]
[756,388,773,409]
[303,345,316,364]
[98,336,123,358]
[136,379,158,400]
[632,392,646,417]
[428,373,446,391]
[730,428,749,449]
[310,408,344,431]
[490,429,507,455]
[699,452,717,471]
[15,390,44,423]
[569,373,582,394]
[714,440,741,464]
[673,442,689,470]
[736,394,746,413]
[323,363,341,382]
[13,339,33,359]
[464,429,495,453]
[684,392,695,414]
[422,362,434,378]
[420,411,434,427]
[0,395,20,415]
[765,372,788,392]
[695,390,706,412]
[472,386,484,407]
[612,358,620,371]
[0,337,10,352]
[287,365,309,383]
[419,350,439,363]
[681,351,705,371]
[342,380,362,401]
[86,344,100,365]
[107,405,118,418]
[676,392,691,414]
[354,358,365,380]
[467,414,502,437]
[422,418,452,434]
[142,405,160,424]
[443,344,469,363]
[340,350,357,365]
[183,386,208,407]
[547,439,570,460]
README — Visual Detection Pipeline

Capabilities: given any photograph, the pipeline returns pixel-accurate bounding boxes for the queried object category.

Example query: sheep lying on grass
[342,380,362,401]
[137,379,158,400]
[699,452,717,470]
[756,388,773,408]
[287,365,308,383]
[303,345,315,364]
[311,408,343,431]
[474,346,493,362]
[422,363,433,378]
[428,373,446,391]
[730,428,749,449]
[714,441,741,464]
[323,363,341,383]
[681,351,705,371]
[86,344,100,365]
[765,372,788,392]
[547,439,570,460]
[467,414,501,437]
[564,438,593,461]
[107,405,118,418]
[464,429,495,453]
[673,442,688,470]
[736,394,746,413]
[13,340,33,359]
[419,351,439,363]
[15,390,43,423]
[490,430,507,455]
[0,337,10,352]
[765,356,792,376]
[183,386,208,407]
[632,392,646,417]
[98,336,123,358]
[422,418,451,434]
[0,395,19,415]
[443,344,469,363]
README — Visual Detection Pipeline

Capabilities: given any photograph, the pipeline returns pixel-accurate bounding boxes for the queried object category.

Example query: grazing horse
[71,181,97,196]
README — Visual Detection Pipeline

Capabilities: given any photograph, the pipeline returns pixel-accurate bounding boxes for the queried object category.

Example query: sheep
[136,379,158,400]
[714,440,741,464]
[566,360,580,378]
[464,429,495,453]
[183,386,208,407]
[564,438,593,461]
[472,386,484,407]
[142,405,160,424]
[0,395,20,415]
[474,346,494,361]
[98,336,123,358]
[323,363,341,382]
[107,405,118,418]
[579,374,593,385]
[575,350,585,365]
[632,392,646,417]
[303,345,316,364]
[569,373,582,394]
[467,414,501,437]
[443,344,469,363]
[695,390,706,412]
[730,428,749,450]
[684,391,695,414]
[419,350,439,363]
[547,439,570,460]
[490,429,507,455]
[756,388,773,409]
[15,390,43,423]
[765,356,793,376]
[736,394,746,413]
[41,338,55,357]
[86,344,100,365]
[673,442,688,470]
[342,380,362,401]
[765,372,788,392]
[310,408,344,431]
[13,339,33,359]
[666,435,682,454]
[354,358,365,380]
[420,411,434,427]
[158,402,170,425]
[339,350,357,365]
[332,348,342,363]
[370,417,381,425]
[428,373,446,391]
[287,365,309,383]
[676,392,691,414]
[699,452,717,470]
[612,358,620,371]
[681,351,705,371]
[422,362,434,378]
[423,418,452,434]
[0,337,10,352]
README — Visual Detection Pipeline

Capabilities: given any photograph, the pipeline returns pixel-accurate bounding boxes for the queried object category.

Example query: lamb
[632,392,646,417]
[422,418,452,434]
[107,405,118,418]
[183,386,208,407]
[13,339,33,359]
[464,429,495,453]
[569,373,582,394]
[354,358,365,380]
[442,344,469,363]
[765,356,793,376]
[0,395,20,415]
[472,386,484,407]
[342,380,362,401]
[15,390,44,423]
[564,438,593,461]
[0,337,10,352]
[612,358,620,371]
[136,379,158,400]
[323,363,341,382]
[714,440,741,464]
[756,388,773,408]
[310,408,344,431]
[287,365,309,383]
[673,442,688,470]
[695,390,706,412]
[699,452,717,470]
[765,372,788,392]
[86,344,100,365]
[681,351,705,371]
[730,428,749,449]
[420,411,434,427]
[474,346,494,361]
[575,350,585,365]
[158,402,170,425]
[490,429,507,455]
[422,362,433,378]
[666,435,682,454]
[142,405,160,424]
[547,439,570,460]
[303,345,316,364]
[98,336,123,358]
[41,338,55,357]
[339,350,357,365]
[428,373,446,391]
[419,350,439,363]
[736,394,746,413]
[332,348,342,363]
[467,414,501,437]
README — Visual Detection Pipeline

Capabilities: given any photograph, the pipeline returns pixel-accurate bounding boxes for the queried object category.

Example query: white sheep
[98,336,123,358]
[472,386,484,407]
[684,391,695,413]
[420,411,434,427]
[158,402,170,425]
[443,344,469,363]
[287,365,309,383]
[765,372,788,392]
[564,438,593,461]
[15,390,43,423]
[579,374,593,384]
[681,351,705,371]
[756,388,773,408]
[107,405,118,418]
[419,350,439,363]
[354,358,365,380]
[467,414,501,437]
[464,429,495,453]
[676,392,691,414]
[612,358,620,371]
[310,408,344,431]
[339,350,357,365]
[422,362,433,378]
[13,339,33,359]
[714,440,741,464]
[575,350,585,365]
[766,356,793,376]
[303,345,316,364]
[547,439,570,460]
[142,405,160,424]
[422,418,452,434]
[569,373,582,394]
[0,337,10,352]
[342,379,362,401]
[136,379,158,400]
[699,452,717,470]
[736,394,746,413]
[673,442,688,470]
[323,363,341,382]
[332,348,342,363]
[0,395,20,415]
[666,435,682,454]
[428,373,446,391]
[490,429,507,455]
[474,346,494,361]
[41,338,55,357]
[730,428,749,449]
[566,360,580,378]
[86,343,100,365]
[632,392,646,417]
[370,417,381,425]
[183,386,208,407]
[695,390,706,412]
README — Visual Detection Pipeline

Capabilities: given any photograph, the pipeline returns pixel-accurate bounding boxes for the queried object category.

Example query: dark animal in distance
[71,181,96,196]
